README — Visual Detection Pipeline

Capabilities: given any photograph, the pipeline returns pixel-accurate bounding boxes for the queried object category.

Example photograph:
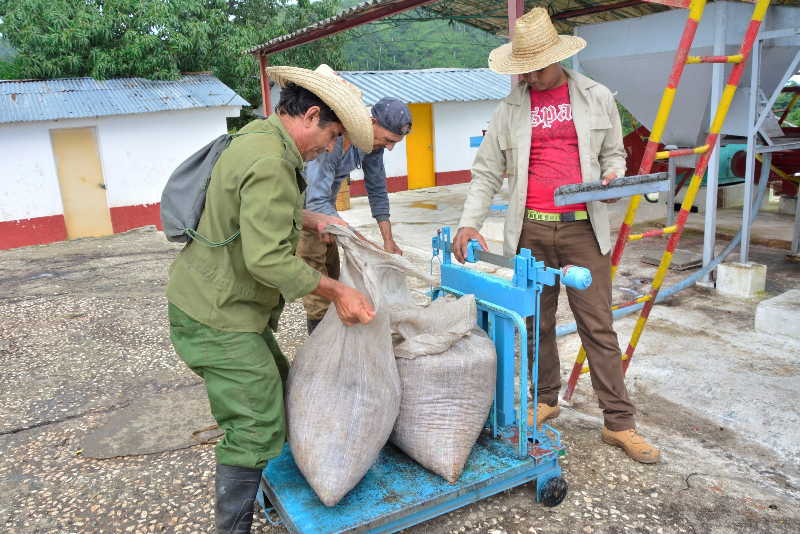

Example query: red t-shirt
[525,83,586,212]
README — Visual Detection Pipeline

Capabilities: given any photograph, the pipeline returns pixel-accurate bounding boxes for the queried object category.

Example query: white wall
[0,107,238,222]
[350,100,499,183]
[433,100,498,173]
[348,138,408,183]
[381,137,408,178]
[98,107,237,207]
[0,121,64,221]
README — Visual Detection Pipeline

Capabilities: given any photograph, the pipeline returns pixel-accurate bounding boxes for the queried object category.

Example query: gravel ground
[1,226,799,533]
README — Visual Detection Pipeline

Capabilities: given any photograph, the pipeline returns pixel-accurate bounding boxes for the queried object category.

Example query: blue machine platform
[259,433,562,534]
[259,228,588,533]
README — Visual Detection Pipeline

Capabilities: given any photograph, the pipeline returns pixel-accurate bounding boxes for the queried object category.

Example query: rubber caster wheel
[539,476,568,507]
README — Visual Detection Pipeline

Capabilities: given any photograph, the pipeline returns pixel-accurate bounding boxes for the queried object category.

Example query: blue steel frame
[257,227,585,533]
[430,227,567,457]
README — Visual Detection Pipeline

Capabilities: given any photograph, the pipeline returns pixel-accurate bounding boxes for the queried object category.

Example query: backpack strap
[185,228,241,248]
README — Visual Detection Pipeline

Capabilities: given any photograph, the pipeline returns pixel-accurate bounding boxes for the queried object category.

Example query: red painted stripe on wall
[435,170,471,186]
[110,203,163,233]
[0,214,68,250]
[1,202,163,250]
[350,175,409,197]
[349,170,472,197]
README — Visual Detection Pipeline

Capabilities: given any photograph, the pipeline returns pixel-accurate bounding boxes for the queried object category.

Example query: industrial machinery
[256,227,591,533]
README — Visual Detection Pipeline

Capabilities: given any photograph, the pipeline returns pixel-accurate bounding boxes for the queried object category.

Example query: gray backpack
[160,134,242,246]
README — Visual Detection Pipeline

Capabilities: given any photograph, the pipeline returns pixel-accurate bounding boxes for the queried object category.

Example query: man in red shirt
[454,8,659,463]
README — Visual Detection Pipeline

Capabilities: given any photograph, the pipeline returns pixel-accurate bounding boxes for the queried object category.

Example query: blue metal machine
[257,227,591,533]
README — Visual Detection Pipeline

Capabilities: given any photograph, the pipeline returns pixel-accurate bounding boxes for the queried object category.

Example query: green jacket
[166,114,321,333]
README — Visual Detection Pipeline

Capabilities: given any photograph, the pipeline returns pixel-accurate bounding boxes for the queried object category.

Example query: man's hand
[303,210,348,233]
[383,238,403,255]
[303,210,348,244]
[453,227,488,264]
[330,284,375,326]
[313,277,375,326]
[377,220,402,255]
[601,172,620,203]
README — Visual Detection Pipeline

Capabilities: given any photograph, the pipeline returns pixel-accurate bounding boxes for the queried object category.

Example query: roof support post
[508,0,524,84]
[259,53,271,117]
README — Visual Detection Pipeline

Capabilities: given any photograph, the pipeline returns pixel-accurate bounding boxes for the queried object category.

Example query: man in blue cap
[299,96,413,333]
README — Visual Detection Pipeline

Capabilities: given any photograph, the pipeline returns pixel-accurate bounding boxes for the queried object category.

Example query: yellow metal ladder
[562,0,773,401]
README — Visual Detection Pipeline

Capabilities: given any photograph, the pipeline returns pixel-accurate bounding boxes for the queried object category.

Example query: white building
[0,75,248,249]
[270,68,510,196]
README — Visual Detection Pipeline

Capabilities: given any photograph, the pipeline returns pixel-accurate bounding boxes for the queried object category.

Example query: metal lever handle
[560,265,592,290]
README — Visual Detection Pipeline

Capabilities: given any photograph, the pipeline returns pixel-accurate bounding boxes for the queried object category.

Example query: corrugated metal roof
[339,68,510,104]
[0,74,250,125]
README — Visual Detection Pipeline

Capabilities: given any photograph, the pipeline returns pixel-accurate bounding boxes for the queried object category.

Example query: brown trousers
[296,228,340,320]
[519,218,635,431]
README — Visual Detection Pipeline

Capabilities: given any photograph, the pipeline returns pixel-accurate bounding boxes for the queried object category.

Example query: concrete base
[641,248,702,271]
[779,195,797,216]
[716,262,767,298]
[755,289,800,340]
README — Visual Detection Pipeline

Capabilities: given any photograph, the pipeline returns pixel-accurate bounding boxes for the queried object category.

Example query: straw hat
[488,8,586,75]
[266,64,373,152]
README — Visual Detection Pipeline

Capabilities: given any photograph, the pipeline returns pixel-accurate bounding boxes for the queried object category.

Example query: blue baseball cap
[371,98,412,136]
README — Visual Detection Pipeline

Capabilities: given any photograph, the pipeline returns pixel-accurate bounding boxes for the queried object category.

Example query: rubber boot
[307,318,322,335]
[215,464,261,534]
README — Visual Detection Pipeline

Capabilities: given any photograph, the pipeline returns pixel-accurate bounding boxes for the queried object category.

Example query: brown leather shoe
[601,427,660,464]
[527,403,560,427]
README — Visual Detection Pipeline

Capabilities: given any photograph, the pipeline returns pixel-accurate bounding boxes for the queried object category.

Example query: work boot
[527,403,560,427]
[601,427,661,464]
[215,464,261,534]
[307,318,322,335]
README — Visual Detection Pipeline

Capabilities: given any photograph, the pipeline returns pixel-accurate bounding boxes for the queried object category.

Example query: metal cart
[257,227,591,533]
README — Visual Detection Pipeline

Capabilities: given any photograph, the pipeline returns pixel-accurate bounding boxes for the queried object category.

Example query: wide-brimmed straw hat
[488,8,586,75]
[266,64,373,152]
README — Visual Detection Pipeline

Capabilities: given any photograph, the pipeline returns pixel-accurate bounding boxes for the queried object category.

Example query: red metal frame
[507,0,524,34]
[259,54,271,116]
[641,0,691,7]
[553,0,646,20]
[248,0,438,56]
[508,0,524,84]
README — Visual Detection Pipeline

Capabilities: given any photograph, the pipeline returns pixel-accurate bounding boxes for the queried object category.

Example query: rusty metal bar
[247,0,438,56]
[259,54,271,117]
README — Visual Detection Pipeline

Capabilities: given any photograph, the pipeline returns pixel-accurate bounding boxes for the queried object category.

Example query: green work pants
[168,303,289,469]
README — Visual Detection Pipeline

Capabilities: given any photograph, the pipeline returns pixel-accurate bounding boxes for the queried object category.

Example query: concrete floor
[1,184,799,533]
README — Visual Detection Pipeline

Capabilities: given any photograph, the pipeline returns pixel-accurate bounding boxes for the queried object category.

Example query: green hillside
[340,2,503,70]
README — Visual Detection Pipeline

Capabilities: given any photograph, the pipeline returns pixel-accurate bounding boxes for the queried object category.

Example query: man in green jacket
[166,65,376,533]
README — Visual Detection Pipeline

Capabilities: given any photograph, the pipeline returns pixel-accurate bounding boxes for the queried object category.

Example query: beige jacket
[458,68,627,256]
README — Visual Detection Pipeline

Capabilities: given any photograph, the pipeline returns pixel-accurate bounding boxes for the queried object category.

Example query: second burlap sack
[390,294,497,483]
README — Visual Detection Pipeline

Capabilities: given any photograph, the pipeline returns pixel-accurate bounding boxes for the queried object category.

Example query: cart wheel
[539,476,568,507]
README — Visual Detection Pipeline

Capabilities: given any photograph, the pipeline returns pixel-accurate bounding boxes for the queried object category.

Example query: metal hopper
[575,1,800,147]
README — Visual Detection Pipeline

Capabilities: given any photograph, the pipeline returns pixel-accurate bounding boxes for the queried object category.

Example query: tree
[0,0,347,111]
